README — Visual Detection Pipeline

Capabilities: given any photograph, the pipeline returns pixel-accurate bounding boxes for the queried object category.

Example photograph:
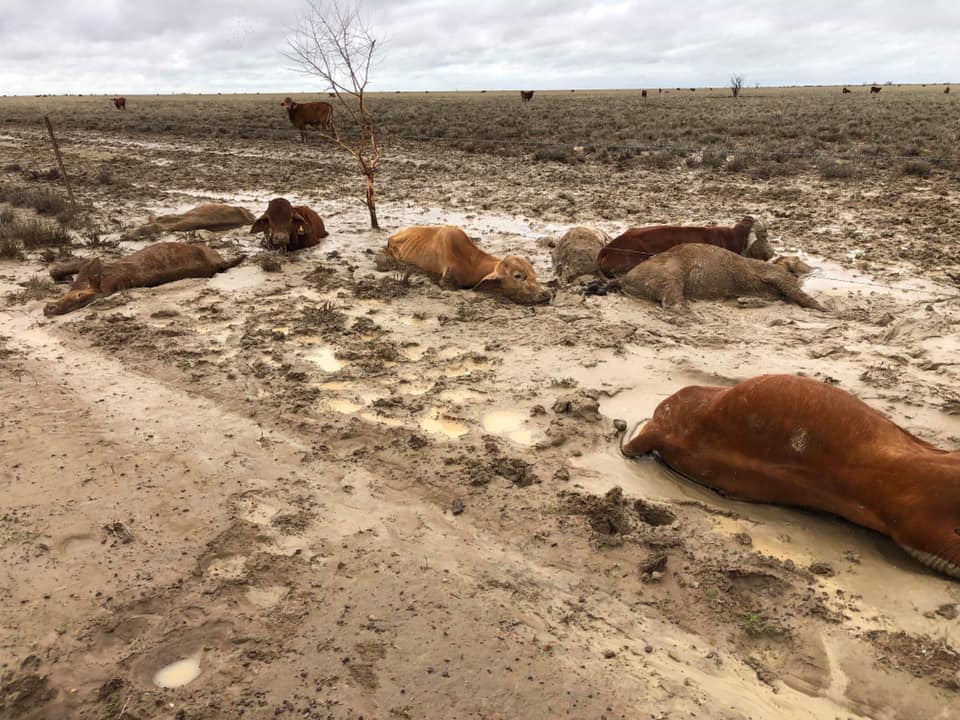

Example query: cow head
[251,198,307,252]
[43,258,103,316]
[741,217,774,261]
[474,255,551,305]
[280,97,297,111]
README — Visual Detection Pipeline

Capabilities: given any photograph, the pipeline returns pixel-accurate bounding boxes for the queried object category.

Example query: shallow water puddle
[324,398,363,414]
[420,408,469,438]
[154,654,202,688]
[444,358,490,377]
[207,264,266,292]
[482,410,539,446]
[800,256,946,301]
[304,346,343,372]
[440,388,484,404]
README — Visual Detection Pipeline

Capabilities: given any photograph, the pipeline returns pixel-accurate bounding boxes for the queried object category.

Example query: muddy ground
[2,90,960,719]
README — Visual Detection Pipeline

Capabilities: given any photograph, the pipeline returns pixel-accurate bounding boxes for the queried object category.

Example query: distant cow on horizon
[641,90,647,98]
[520,90,534,102]
[870,85,882,94]
[112,96,126,110]
[281,97,336,143]
[842,87,851,94]
[946,87,951,94]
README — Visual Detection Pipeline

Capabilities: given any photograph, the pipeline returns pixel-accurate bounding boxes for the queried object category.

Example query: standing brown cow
[641,90,647,98]
[870,85,882,94]
[280,97,336,143]
[520,90,534,102]
[946,87,951,94]
[112,96,126,110]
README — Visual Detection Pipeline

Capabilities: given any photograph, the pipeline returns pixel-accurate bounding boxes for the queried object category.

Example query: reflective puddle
[420,408,469,438]
[482,410,539,446]
[154,655,201,688]
[207,264,266,291]
[304,346,343,372]
[325,398,363,414]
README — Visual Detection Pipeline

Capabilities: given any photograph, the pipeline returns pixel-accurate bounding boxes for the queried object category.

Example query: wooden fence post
[42,115,78,211]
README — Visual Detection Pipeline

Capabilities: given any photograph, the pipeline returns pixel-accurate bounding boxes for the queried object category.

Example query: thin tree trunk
[365,173,379,230]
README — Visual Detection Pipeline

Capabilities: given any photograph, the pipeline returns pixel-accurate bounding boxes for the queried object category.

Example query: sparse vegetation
[730,73,745,98]
[903,159,933,177]
[819,159,857,179]
[6,275,58,305]
[0,209,71,249]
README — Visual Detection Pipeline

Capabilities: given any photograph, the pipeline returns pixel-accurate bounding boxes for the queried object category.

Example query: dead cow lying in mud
[551,226,611,283]
[378,225,551,304]
[598,216,773,275]
[622,374,960,579]
[250,198,328,252]
[44,242,246,316]
[620,243,825,310]
[123,204,255,239]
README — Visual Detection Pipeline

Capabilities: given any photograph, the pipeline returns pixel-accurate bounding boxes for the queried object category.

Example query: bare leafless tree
[730,74,745,98]
[285,0,383,229]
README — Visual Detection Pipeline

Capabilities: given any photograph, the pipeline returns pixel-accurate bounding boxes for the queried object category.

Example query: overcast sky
[1,1,956,95]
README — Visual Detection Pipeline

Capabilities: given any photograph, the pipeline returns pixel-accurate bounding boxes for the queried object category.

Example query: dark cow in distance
[281,97,336,143]
[946,87,951,94]
[597,216,773,276]
[112,96,126,110]
[251,197,328,252]
[870,85,882,94]
[842,87,851,94]
[641,90,647,98]
[520,90,534,102]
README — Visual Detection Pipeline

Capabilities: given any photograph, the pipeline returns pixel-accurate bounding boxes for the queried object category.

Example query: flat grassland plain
[2,87,960,719]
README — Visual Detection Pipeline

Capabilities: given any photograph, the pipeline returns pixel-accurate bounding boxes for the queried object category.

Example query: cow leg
[659,278,686,309]
[763,274,826,311]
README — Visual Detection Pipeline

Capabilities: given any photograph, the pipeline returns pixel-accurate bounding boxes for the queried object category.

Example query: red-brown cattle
[641,90,647,98]
[597,216,773,276]
[112,96,126,110]
[44,242,245,316]
[622,374,960,579]
[870,85,882,94]
[250,198,328,252]
[520,90,534,102]
[842,87,852,94]
[380,225,550,304]
[280,97,336,142]
[946,87,951,94]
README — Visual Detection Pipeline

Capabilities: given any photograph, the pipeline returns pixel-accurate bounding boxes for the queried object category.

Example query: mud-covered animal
[281,96,336,142]
[622,374,960,579]
[771,255,814,276]
[551,226,610,283]
[378,225,550,305]
[598,216,773,275]
[619,243,824,310]
[250,198,328,252]
[123,204,255,239]
[44,242,245,316]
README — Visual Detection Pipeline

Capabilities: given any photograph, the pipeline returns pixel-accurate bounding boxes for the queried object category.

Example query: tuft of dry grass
[0,209,72,249]
[6,275,58,305]
[903,159,933,178]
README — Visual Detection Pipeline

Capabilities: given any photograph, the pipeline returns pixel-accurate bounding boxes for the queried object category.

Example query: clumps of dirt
[0,667,56,719]
[866,630,960,689]
[560,486,679,547]
[465,453,540,487]
[551,390,602,422]
[257,253,284,273]
[75,313,155,351]
[353,274,412,300]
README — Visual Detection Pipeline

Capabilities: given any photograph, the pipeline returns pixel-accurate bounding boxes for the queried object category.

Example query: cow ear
[292,212,307,233]
[473,261,505,289]
[80,258,103,286]
[250,216,268,234]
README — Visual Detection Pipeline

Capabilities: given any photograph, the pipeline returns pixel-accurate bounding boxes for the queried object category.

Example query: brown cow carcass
[597,216,773,276]
[44,242,245,316]
[379,225,550,304]
[123,204,255,239]
[250,198,328,252]
[281,97,336,142]
[520,90,534,102]
[622,374,960,579]
[112,96,126,110]
[551,226,610,283]
[619,243,825,310]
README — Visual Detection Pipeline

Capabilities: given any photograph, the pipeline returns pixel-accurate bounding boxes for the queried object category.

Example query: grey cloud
[1,0,956,94]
